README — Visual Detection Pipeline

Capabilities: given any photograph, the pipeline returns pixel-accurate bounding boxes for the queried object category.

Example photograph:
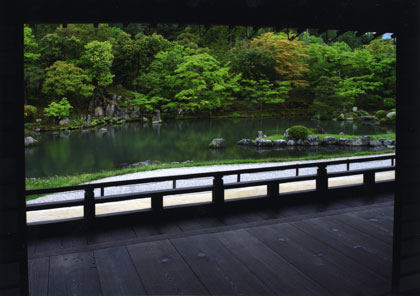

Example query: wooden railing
[26,154,396,225]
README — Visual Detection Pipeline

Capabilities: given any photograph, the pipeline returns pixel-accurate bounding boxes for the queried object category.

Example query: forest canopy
[24,24,396,120]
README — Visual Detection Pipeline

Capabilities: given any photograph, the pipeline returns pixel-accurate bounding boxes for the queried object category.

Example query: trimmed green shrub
[44,98,73,121]
[288,125,310,140]
[375,110,387,119]
[383,98,396,109]
[24,105,38,119]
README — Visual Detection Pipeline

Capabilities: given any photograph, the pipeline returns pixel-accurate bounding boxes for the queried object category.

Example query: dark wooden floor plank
[217,229,330,296]
[35,233,87,254]
[217,213,247,225]
[284,223,391,294]
[357,207,394,230]
[95,246,146,296]
[155,220,183,235]
[28,257,49,296]
[132,224,160,238]
[334,213,393,244]
[176,216,224,232]
[341,207,394,240]
[247,223,383,296]
[171,233,274,295]
[49,251,103,295]
[127,239,209,295]
[87,226,136,245]
[291,216,392,279]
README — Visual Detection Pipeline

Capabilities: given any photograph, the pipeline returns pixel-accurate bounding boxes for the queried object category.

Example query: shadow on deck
[28,193,394,295]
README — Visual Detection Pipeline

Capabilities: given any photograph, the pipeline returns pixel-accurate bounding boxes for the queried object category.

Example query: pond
[25,117,395,178]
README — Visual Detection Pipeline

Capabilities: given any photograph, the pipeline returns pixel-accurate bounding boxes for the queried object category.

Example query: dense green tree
[56,24,114,44]
[81,41,114,90]
[24,25,44,104]
[134,33,171,72]
[167,53,241,111]
[239,79,291,110]
[42,61,94,103]
[111,32,141,86]
[249,32,309,86]
[134,43,197,99]
[228,43,277,81]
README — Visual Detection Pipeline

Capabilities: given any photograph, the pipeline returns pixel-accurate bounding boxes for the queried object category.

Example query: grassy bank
[266,133,395,141]
[26,150,394,200]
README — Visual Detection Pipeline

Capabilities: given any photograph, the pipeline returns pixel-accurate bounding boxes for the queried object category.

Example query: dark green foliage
[375,110,387,119]
[383,98,396,109]
[288,125,310,140]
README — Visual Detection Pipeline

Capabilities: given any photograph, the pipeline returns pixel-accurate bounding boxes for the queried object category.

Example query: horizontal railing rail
[25,154,396,224]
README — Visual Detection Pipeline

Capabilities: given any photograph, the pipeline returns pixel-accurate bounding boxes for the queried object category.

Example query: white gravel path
[28,154,394,204]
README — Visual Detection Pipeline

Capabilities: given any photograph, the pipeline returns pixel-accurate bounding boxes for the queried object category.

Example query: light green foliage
[42,61,95,101]
[44,98,73,120]
[169,53,241,111]
[24,25,45,103]
[288,125,310,140]
[134,43,197,100]
[81,41,114,88]
[24,25,41,63]
[239,79,291,108]
[122,92,169,112]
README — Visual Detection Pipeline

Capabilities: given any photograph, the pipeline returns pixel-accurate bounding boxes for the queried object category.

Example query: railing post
[152,195,163,214]
[316,164,328,192]
[364,171,375,191]
[267,182,279,198]
[212,174,224,209]
[84,187,95,226]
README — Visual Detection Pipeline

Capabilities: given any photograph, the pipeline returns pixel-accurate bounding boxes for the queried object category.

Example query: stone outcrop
[24,137,38,147]
[209,138,226,149]
[237,139,254,146]
[322,137,338,145]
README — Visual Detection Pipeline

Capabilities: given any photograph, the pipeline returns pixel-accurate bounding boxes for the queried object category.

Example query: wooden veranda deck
[28,193,394,296]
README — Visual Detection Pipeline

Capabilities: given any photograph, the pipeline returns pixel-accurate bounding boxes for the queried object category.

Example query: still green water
[25,117,394,178]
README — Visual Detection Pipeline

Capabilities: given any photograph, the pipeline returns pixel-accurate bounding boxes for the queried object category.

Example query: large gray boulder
[24,136,38,147]
[308,135,319,146]
[361,136,370,146]
[349,137,363,146]
[273,139,287,146]
[209,138,226,149]
[255,137,273,146]
[105,104,115,117]
[59,117,71,126]
[381,139,393,146]
[95,106,104,117]
[322,136,338,145]
[338,138,351,146]
[237,139,254,146]
[369,140,383,147]
[287,140,295,146]
[386,112,396,119]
